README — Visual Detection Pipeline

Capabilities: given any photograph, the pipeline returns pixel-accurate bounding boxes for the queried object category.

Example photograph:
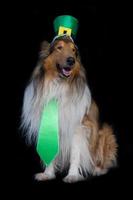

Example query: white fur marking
[35,163,55,181]
[21,77,94,176]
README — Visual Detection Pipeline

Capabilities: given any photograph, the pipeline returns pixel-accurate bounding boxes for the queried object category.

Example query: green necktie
[37,99,59,166]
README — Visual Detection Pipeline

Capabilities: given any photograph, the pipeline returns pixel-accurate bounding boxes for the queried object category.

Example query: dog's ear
[39,41,50,60]
[31,41,50,82]
[76,50,81,64]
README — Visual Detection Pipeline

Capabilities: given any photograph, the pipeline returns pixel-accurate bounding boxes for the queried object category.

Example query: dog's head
[39,36,81,79]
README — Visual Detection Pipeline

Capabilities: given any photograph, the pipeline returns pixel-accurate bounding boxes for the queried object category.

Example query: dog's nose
[66,57,75,66]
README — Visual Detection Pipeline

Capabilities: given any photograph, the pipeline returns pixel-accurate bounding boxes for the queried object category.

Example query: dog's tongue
[62,68,71,77]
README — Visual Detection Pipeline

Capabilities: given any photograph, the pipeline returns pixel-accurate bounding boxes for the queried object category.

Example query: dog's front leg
[35,162,56,181]
[63,133,85,183]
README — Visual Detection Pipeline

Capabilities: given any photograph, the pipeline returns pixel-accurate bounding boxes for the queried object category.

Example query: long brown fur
[36,37,117,173]
[83,101,117,175]
[22,36,117,180]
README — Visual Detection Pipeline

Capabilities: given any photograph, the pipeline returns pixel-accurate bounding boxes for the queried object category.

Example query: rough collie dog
[21,36,117,183]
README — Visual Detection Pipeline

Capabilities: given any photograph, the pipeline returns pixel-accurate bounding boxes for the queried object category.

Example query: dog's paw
[34,173,56,181]
[63,174,85,183]
[93,167,108,176]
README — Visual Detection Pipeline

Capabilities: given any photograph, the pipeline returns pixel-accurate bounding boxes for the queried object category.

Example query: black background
[5,1,132,197]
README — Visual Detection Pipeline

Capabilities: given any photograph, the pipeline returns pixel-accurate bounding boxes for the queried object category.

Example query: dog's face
[43,38,81,79]
[51,40,78,78]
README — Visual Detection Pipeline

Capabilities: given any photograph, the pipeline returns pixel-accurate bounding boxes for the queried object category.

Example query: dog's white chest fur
[22,78,92,169]
[43,79,91,168]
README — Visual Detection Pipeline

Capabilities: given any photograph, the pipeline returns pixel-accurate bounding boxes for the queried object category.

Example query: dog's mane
[31,38,86,95]
[21,39,90,145]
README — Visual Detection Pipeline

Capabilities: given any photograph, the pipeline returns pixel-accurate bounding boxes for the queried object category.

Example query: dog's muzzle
[56,56,75,78]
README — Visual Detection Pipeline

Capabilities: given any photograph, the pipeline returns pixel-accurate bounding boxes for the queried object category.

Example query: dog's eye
[57,46,63,50]
[72,48,76,52]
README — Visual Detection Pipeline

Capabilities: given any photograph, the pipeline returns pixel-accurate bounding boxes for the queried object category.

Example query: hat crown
[53,15,79,38]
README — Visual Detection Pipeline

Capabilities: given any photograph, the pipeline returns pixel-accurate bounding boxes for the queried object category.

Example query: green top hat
[53,15,79,38]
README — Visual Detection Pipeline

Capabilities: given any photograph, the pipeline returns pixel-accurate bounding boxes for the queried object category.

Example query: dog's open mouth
[61,67,72,77]
[56,64,72,78]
